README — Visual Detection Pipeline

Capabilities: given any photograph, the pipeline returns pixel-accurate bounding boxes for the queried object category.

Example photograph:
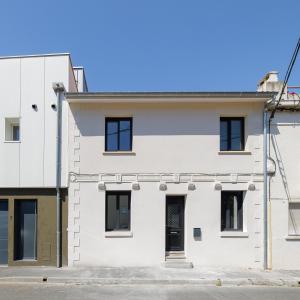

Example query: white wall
[269,112,300,269]
[0,54,74,188]
[73,68,88,92]
[68,101,265,268]
[70,102,263,174]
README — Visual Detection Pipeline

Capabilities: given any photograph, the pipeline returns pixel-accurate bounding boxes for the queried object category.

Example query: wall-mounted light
[51,103,57,110]
[32,104,38,111]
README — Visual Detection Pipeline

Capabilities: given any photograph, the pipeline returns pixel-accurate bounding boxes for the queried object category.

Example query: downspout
[263,107,268,270]
[53,82,65,268]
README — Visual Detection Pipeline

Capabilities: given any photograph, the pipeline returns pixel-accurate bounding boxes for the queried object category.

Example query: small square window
[288,203,300,235]
[220,117,244,151]
[105,118,132,151]
[105,191,131,231]
[5,118,20,141]
[221,191,244,231]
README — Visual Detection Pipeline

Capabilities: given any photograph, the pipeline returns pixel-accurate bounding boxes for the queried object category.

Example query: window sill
[218,151,251,155]
[285,235,300,241]
[220,231,249,238]
[103,151,136,156]
[4,140,21,143]
[105,231,133,238]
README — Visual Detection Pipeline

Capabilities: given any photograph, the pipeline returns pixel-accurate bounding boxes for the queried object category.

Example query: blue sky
[0,0,299,91]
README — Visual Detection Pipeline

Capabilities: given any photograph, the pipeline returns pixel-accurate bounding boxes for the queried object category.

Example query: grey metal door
[15,200,37,260]
[166,196,185,251]
[0,201,8,264]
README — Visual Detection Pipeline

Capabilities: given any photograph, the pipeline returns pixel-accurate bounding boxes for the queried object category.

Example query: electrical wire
[270,38,300,119]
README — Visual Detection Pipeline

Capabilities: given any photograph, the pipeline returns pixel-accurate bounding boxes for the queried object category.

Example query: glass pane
[13,125,20,141]
[106,195,118,231]
[119,120,131,151]
[231,120,242,150]
[119,195,129,229]
[15,200,37,260]
[221,192,243,231]
[106,121,118,151]
[289,203,300,235]
[220,120,228,151]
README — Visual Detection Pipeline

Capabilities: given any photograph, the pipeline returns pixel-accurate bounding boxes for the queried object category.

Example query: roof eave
[66,91,275,104]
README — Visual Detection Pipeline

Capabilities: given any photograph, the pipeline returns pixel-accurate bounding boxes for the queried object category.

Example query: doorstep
[164,252,193,269]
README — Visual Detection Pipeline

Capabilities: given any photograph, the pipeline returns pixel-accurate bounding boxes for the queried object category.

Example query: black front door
[166,196,184,252]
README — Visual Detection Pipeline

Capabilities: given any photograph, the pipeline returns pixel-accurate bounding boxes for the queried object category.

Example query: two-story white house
[0,53,87,266]
[66,91,276,268]
[258,72,300,270]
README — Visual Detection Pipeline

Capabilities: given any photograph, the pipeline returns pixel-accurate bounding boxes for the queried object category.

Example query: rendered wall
[269,112,300,269]
[0,55,72,188]
[68,101,265,268]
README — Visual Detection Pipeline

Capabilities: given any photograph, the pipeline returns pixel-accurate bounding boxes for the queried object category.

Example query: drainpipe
[53,82,65,268]
[263,108,268,270]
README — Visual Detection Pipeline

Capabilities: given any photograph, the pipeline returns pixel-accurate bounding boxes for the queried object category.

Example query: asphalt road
[0,284,299,300]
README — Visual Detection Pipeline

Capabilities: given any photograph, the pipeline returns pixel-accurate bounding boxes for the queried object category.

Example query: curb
[0,277,299,287]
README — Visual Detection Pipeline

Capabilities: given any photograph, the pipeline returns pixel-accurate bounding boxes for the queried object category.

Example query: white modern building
[0,53,87,266]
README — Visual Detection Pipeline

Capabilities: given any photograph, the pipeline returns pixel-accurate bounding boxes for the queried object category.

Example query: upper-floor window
[105,118,132,151]
[5,118,20,142]
[220,117,244,151]
[221,191,244,231]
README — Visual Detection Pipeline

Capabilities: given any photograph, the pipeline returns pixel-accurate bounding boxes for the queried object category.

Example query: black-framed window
[220,117,244,151]
[221,191,244,231]
[105,118,132,151]
[105,191,131,231]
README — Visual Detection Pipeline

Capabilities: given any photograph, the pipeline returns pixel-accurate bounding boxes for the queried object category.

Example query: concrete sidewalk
[0,266,300,287]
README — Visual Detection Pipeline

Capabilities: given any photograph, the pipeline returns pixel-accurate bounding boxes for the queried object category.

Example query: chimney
[257,71,283,92]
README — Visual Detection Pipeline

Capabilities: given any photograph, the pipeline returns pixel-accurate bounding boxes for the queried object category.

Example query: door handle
[170,231,178,234]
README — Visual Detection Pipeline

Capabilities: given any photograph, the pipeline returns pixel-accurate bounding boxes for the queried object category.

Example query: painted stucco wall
[68,101,266,268]
[0,54,74,188]
[73,68,88,92]
[269,111,300,269]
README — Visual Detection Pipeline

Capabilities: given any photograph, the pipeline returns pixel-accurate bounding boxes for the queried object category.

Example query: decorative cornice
[69,172,263,184]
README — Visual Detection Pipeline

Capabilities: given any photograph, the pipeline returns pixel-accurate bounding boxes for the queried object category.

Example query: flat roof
[0,53,70,60]
[66,91,275,104]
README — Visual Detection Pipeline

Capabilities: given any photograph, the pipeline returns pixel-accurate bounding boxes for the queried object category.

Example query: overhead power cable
[270,37,300,119]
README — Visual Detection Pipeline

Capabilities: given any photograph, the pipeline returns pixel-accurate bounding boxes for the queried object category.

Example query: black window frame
[221,191,244,232]
[220,117,245,151]
[105,117,133,152]
[105,191,131,232]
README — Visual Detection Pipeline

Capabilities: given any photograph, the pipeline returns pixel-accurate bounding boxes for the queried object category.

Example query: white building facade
[0,53,86,266]
[257,72,300,270]
[66,92,278,268]
[1,52,299,270]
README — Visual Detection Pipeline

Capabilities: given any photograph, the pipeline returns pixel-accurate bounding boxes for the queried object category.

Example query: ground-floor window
[14,200,37,260]
[288,203,300,236]
[221,191,244,231]
[105,191,131,231]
